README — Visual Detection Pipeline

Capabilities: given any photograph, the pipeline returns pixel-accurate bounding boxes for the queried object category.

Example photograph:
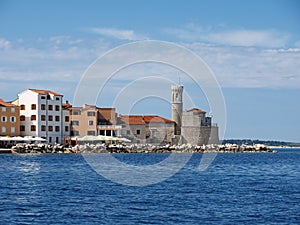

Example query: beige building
[119,115,175,144]
[70,104,121,137]
[0,98,20,137]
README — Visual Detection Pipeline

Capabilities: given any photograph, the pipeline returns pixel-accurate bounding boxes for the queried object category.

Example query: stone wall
[181,126,219,145]
[146,123,175,144]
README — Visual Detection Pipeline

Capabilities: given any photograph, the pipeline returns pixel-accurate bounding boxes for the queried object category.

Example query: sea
[0,148,299,224]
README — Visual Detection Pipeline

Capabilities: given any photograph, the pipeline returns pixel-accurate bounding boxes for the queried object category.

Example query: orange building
[70,104,121,137]
[0,99,20,136]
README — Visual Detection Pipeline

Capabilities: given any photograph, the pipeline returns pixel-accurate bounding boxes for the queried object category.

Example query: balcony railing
[97,125,122,130]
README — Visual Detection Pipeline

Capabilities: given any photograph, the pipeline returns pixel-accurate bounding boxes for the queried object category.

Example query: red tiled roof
[120,115,145,125]
[120,115,174,125]
[29,89,63,96]
[0,98,17,107]
[187,108,206,113]
[143,115,174,123]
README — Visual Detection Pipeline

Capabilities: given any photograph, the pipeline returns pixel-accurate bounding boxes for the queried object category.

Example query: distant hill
[222,139,299,146]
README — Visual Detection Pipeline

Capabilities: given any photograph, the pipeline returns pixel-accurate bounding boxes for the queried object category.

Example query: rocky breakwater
[77,143,277,153]
[11,143,77,154]
[122,143,276,153]
[11,143,277,154]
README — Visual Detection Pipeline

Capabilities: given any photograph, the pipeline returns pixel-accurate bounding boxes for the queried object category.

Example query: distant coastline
[222,139,300,148]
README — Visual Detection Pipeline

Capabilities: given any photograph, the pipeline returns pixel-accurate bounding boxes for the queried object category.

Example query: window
[10,116,16,123]
[47,95,51,100]
[55,116,60,121]
[72,110,80,115]
[136,129,140,135]
[49,137,52,143]
[31,115,36,121]
[127,130,130,135]
[87,130,95,136]
[89,120,94,126]
[65,126,69,132]
[11,107,15,113]
[41,115,46,121]
[20,125,25,131]
[48,105,53,111]
[48,115,53,121]
[2,127,6,133]
[31,125,36,132]
[20,115,25,121]
[71,130,79,136]
[56,97,60,101]
[41,125,46,131]
[31,104,36,110]
[2,107,6,112]
[41,96,46,100]
[11,127,15,133]
[55,137,59,143]
[55,126,60,132]
[55,105,60,111]
[41,104,46,110]
[71,120,79,126]
[20,105,25,110]
[1,116,7,122]
[48,126,53,132]
[87,111,95,117]
[65,116,69,122]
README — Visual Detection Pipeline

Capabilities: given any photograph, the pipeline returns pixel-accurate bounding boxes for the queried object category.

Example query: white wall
[18,90,66,144]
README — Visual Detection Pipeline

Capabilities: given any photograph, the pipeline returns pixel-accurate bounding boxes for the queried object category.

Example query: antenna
[178,76,181,85]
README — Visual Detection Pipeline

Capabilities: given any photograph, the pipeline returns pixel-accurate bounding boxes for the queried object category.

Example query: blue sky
[0,0,299,142]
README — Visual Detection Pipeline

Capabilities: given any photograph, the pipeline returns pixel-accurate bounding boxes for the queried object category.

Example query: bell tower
[171,85,183,135]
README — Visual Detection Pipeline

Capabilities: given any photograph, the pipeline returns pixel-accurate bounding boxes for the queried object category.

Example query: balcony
[97,125,122,130]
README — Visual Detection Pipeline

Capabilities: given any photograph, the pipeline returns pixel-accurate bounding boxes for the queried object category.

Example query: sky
[0,0,299,142]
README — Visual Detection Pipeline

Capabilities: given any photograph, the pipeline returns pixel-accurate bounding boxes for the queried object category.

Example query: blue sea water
[0,149,299,224]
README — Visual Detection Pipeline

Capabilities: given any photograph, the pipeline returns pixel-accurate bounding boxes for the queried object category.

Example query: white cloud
[90,27,147,41]
[184,42,300,88]
[0,38,11,49]
[49,36,83,46]
[164,25,290,48]
[0,37,113,101]
[1,33,300,103]
[209,30,289,48]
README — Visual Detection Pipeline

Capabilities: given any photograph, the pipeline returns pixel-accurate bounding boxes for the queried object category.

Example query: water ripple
[0,149,299,224]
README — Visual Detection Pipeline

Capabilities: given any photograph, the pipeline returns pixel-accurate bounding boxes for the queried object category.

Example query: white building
[18,89,70,144]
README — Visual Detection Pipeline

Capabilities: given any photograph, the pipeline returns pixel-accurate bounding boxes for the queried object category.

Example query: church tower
[171,85,183,135]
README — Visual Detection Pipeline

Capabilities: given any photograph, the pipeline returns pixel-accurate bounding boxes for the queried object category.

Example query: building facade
[119,115,175,144]
[181,108,219,145]
[170,85,220,145]
[0,99,20,137]
[70,104,121,137]
[17,89,69,144]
